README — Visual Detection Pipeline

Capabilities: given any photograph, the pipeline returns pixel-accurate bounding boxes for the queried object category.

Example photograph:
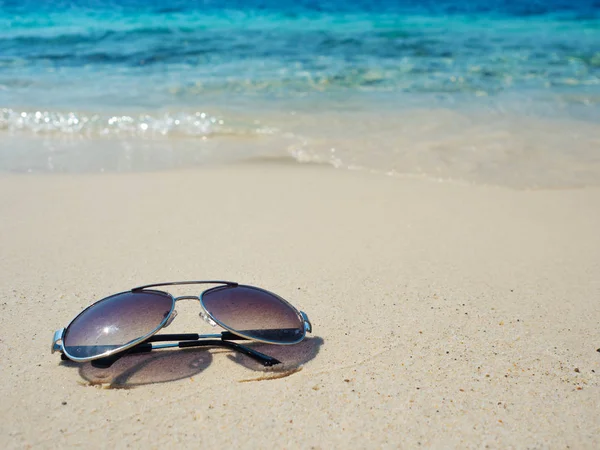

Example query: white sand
[0,164,599,448]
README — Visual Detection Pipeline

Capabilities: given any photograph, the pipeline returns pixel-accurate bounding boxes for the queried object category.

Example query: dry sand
[0,164,599,448]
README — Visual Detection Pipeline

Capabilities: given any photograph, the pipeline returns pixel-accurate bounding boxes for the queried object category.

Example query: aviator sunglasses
[52,281,312,369]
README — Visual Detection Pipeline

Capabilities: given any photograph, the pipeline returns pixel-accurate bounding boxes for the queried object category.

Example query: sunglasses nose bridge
[166,296,201,328]
[171,295,217,327]
[173,295,201,302]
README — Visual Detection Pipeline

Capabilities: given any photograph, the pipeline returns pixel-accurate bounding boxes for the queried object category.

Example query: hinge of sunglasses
[51,328,65,354]
[301,311,312,333]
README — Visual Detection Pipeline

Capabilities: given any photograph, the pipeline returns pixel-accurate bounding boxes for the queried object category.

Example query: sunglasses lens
[63,291,173,359]
[201,285,305,343]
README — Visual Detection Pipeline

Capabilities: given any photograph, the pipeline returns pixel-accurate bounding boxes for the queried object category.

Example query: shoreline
[1,164,599,448]
[2,103,600,189]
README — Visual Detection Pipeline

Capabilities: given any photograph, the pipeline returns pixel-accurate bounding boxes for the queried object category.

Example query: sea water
[1,0,599,187]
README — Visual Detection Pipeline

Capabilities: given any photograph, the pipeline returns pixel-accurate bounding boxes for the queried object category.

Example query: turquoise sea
[1,1,599,187]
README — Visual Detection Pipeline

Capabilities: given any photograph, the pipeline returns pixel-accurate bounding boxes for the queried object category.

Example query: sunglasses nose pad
[164,310,178,328]
[199,311,217,327]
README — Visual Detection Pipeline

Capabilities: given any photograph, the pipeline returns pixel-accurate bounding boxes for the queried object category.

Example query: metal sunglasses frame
[52,281,312,368]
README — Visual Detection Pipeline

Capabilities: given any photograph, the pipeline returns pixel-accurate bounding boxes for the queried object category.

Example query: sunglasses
[52,281,312,369]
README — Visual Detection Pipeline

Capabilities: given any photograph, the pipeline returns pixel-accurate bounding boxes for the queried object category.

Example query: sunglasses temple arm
[90,338,279,369]
[145,332,248,342]
[82,343,153,368]
[178,340,281,366]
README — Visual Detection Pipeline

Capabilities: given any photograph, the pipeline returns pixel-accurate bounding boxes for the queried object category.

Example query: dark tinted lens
[202,286,304,343]
[63,291,173,359]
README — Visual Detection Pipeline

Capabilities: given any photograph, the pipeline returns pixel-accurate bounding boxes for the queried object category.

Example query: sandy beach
[0,164,598,448]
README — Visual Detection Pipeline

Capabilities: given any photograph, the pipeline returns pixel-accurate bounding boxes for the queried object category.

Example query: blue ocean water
[1,0,599,186]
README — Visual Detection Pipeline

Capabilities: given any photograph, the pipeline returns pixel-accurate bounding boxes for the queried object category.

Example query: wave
[2,105,600,189]
[0,108,273,138]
